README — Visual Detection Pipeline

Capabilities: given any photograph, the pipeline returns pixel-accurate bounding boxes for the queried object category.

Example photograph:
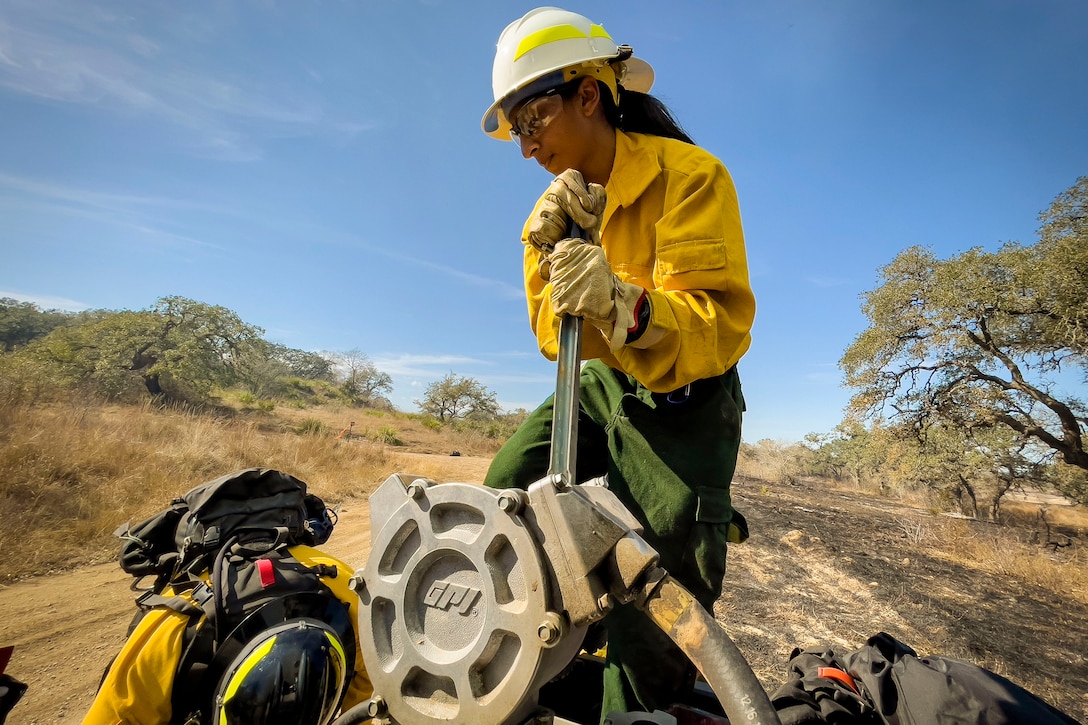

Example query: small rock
[901,558,911,566]
[780,529,805,545]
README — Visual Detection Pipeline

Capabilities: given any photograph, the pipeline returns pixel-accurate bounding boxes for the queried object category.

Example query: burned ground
[1,461,1085,723]
[722,474,1087,721]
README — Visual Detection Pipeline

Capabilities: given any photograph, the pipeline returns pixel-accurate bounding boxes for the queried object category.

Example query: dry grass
[0,400,502,582]
[923,517,1088,604]
[805,476,1088,605]
[3,399,1085,601]
[722,475,1088,721]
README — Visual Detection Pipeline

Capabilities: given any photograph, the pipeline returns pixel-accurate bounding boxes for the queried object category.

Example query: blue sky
[2,0,1086,443]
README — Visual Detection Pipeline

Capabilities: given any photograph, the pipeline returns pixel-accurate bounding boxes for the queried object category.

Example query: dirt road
[3,458,1086,723]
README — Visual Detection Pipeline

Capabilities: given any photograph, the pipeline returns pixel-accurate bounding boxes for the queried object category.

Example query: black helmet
[213,618,350,725]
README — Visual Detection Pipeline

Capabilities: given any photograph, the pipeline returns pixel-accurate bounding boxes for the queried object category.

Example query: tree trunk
[144,374,163,396]
[957,477,979,518]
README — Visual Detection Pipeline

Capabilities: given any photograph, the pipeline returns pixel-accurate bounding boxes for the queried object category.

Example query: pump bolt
[366,696,387,717]
[406,481,426,500]
[497,490,525,514]
[537,620,561,645]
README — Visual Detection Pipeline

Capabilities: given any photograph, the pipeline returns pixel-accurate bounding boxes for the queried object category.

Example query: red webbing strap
[818,666,860,694]
[256,558,276,588]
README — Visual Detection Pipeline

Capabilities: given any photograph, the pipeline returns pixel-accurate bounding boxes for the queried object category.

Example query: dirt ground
[2,454,1086,724]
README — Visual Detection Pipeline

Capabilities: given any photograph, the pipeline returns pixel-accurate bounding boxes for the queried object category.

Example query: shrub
[296,418,328,436]
[374,425,401,446]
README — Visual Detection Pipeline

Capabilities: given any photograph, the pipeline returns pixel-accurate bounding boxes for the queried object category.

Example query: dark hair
[599,82,694,144]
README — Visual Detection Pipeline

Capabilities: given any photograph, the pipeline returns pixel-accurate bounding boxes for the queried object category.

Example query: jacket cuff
[624,289,665,350]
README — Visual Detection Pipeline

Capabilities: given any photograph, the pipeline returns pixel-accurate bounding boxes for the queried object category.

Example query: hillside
[2,451,1085,723]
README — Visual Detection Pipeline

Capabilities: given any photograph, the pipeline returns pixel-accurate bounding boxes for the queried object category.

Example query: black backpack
[771,632,1082,725]
[116,467,333,588]
[109,468,353,725]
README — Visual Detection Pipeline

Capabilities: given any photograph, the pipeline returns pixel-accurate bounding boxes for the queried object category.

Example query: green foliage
[269,344,335,381]
[0,296,362,414]
[333,349,393,406]
[802,420,883,484]
[1048,461,1088,506]
[296,418,328,436]
[421,416,443,431]
[416,373,501,423]
[374,425,402,445]
[18,296,266,404]
[234,340,291,398]
[841,178,1088,476]
[0,349,70,408]
[0,297,71,352]
[283,378,348,407]
[739,438,810,484]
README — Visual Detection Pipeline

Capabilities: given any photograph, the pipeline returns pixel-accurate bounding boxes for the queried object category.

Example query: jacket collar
[605,130,660,217]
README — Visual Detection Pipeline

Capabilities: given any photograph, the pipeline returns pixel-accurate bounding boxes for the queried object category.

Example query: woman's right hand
[526,169,607,277]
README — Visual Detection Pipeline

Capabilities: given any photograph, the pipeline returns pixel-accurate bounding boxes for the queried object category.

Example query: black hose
[638,569,781,725]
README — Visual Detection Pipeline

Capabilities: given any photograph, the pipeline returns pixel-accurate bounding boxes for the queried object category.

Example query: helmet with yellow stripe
[481,7,654,140]
[213,619,350,725]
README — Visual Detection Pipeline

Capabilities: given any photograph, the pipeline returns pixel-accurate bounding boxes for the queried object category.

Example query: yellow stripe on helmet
[324,630,346,670]
[514,23,613,61]
[219,636,278,725]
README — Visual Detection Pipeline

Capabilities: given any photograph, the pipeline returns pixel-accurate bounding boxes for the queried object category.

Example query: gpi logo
[423,580,481,615]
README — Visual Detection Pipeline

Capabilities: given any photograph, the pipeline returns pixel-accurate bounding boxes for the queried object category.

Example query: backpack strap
[134,589,205,620]
[168,544,346,725]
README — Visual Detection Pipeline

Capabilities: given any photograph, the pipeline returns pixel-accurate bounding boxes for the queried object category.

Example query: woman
[481,7,756,720]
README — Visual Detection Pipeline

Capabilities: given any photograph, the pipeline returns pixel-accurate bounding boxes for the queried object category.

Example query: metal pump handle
[547,222,584,487]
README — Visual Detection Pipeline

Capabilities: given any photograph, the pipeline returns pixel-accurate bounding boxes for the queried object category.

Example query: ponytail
[598,83,695,144]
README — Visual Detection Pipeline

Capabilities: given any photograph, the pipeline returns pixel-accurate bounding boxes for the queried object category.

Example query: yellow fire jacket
[82,546,372,725]
[523,130,755,393]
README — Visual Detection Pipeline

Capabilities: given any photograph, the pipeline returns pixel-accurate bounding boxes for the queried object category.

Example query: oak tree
[416,373,500,423]
[34,296,264,402]
[841,179,1088,490]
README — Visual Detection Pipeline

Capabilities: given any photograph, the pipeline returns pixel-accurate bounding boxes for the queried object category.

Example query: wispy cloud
[0,0,373,159]
[0,290,90,311]
[803,361,842,384]
[388,254,526,300]
[0,171,229,213]
[1,170,523,297]
[371,353,487,377]
[373,352,554,391]
[0,172,224,251]
[291,221,526,300]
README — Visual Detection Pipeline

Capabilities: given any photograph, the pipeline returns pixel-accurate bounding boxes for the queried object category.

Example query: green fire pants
[484,359,747,721]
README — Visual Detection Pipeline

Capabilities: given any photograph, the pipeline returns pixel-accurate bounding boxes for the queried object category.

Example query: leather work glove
[549,238,646,352]
[527,169,607,279]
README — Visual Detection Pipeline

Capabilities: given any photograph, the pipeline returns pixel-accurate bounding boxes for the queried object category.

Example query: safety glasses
[509,89,567,141]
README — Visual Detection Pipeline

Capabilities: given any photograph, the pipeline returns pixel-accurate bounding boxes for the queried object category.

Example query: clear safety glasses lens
[509,92,565,142]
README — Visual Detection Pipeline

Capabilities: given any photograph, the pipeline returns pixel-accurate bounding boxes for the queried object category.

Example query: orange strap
[818,666,860,694]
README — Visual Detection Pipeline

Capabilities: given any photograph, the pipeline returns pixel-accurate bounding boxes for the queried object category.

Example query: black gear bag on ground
[141,541,355,725]
[105,468,352,725]
[770,645,881,725]
[116,467,333,587]
[772,632,1082,725]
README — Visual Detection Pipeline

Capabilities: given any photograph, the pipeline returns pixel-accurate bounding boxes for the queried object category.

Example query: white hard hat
[481,7,655,140]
